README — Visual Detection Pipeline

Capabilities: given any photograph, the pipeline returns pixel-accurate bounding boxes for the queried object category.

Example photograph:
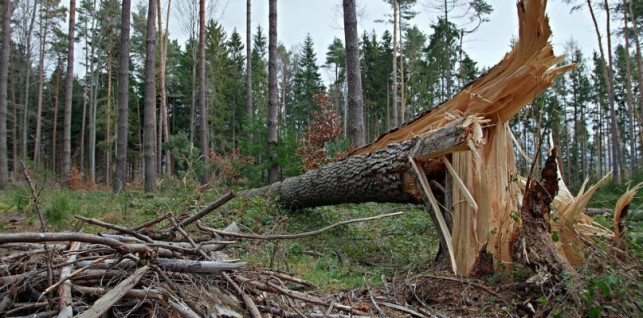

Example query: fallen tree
[246,0,627,278]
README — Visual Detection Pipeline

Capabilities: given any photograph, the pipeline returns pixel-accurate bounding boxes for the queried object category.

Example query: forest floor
[0,173,641,317]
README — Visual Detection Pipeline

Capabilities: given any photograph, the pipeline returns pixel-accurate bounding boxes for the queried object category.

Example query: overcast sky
[163,0,606,84]
[61,0,608,81]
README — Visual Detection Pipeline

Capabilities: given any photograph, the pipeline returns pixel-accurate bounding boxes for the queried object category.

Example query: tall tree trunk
[622,0,639,174]
[246,0,252,122]
[143,0,157,192]
[198,0,208,185]
[628,0,643,117]
[34,12,49,165]
[267,0,278,183]
[79,14,90,174]
[22,0,38,163]
[603,0,625,178]
[62,0,76,183]
[156,0,172,176]
[105,53,113,185]
[114,0,131,193]
[586,0,622,180]
[343,0,365,148]
[391,0,398,128]
[0,0,11,189]
[189,34,197,144]
[52,67,60,172]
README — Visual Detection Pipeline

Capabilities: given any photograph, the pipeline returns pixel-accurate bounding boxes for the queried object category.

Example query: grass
[0,174,640,316]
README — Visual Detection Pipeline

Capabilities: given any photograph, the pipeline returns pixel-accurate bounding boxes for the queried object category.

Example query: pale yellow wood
[409,157,457,274]
[441,156,478,212]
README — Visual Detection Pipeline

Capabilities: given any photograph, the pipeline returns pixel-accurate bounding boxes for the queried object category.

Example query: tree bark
[622,0,639,175]
[0,0,11,189]
[52,67,60,173]
[143,0,157,192]
[246,0,252,122]
[343,0,366,148]
[245,120,474,209]
[197,0,208,185]
[628,0,643,118]
[268,0,278,184]
[391,0,399,128]
[34,9,49,165]
[113,0,131,193]
[22,0,38,163]
[62,0,76,183]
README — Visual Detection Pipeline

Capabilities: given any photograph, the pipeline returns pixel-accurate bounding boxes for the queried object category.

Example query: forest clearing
[1,0,643,317]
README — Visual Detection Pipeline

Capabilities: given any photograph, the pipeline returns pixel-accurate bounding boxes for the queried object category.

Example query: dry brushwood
[1,192,420,317]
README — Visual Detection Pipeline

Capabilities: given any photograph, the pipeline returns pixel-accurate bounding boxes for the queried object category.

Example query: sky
[164,0,606,84]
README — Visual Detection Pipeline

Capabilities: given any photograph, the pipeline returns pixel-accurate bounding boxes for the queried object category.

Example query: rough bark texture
[513,150,574,280]
[246,140,419,209]
[391,0,398,128]
[198,0,208,185]
[343,0,366,148]
[113,0,131,193]
[246,0,252,121]
[245,121,472,209]
[62,0,76,182]
[267,0,278,184]
[0,0,10,188]
[143,0,157,192]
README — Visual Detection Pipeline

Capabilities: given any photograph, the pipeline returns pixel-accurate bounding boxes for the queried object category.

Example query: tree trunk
[34,11,49,165]
[198,0,208,185]
[246,0,252,122]
[105,52,113,185]
[343,0,366,148]
[628,0,643,119]
[22,0,38,163]
[52,67,60,173]
[156,0,171,176]
[113,0,131,193]
[622,0,639,175]
[62,0,76,183]
[143,0,157,192]
[245,120,475,209]
[267,0,278,184]
[0,0,11,189]
[391,0,398,128]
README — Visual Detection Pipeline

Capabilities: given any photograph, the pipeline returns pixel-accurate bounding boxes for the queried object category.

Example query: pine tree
[290,35,324,132]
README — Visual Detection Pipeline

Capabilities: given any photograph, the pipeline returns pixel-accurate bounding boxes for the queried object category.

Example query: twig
[381,302,427,318]
[235,276,366,315]
[129,213,170,232]
[41,255,111,299]
[421,274,510,306]
[256,269,315,289]
[201,212,404,240]
[222,273,262,318]
[75,215,154,243]
[21,161,54,287]
[368,287,385,317]
[168,299,202,318]
[160,192,235,233]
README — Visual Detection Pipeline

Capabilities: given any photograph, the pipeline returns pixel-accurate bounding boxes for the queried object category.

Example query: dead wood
[74,266,149,318]
[512,149,575,281]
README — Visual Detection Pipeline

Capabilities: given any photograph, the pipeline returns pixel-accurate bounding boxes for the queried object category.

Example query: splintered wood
[349,0,610,277]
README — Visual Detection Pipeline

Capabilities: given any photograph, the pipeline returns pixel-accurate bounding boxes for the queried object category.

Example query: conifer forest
[0,0,642,317]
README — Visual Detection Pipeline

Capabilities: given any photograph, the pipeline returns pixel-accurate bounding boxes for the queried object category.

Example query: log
[244,119,475,209]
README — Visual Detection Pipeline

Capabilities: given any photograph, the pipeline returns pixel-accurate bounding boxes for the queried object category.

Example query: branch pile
[0,192,410,317]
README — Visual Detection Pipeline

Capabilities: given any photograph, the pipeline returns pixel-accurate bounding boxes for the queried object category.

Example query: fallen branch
[75,266,150,318]
[200,212,403,240]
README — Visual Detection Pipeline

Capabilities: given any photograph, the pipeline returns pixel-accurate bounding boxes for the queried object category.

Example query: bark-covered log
[245,120,473,209]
